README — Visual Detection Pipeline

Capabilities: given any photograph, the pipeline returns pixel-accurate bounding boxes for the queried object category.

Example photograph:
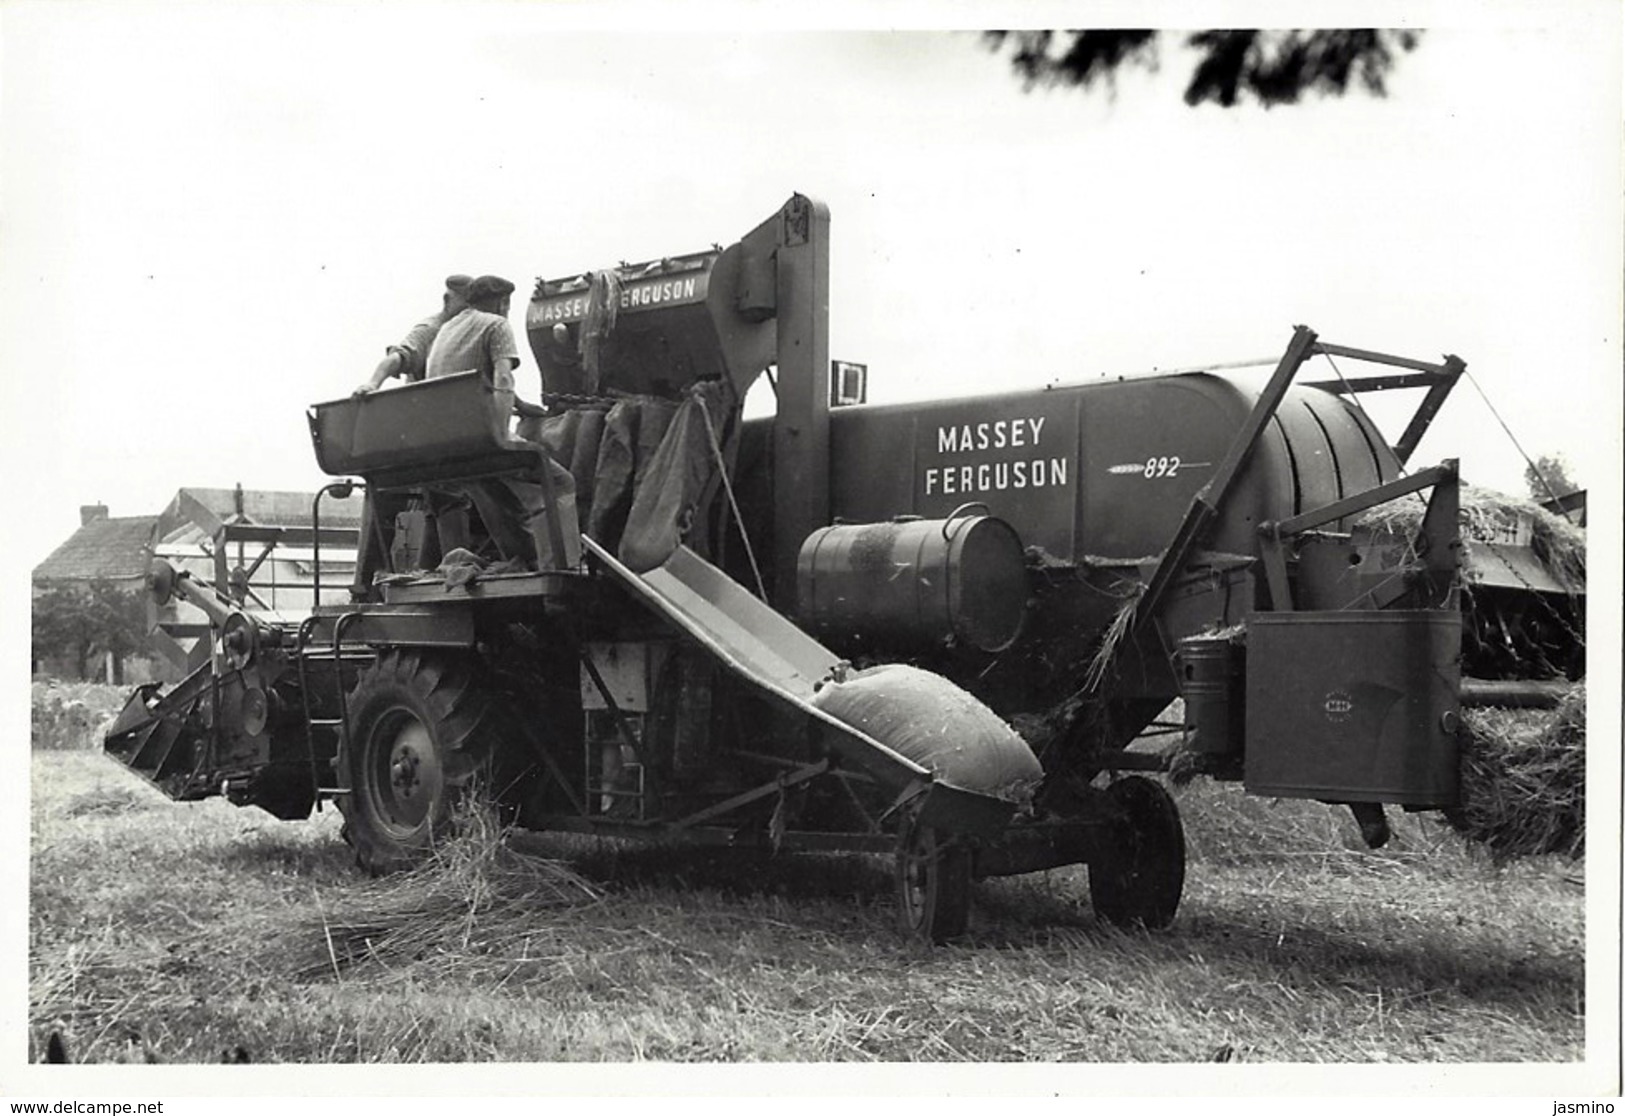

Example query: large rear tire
[339,650,496,874]
[895,815,972,944]
[1089,775,1185,929]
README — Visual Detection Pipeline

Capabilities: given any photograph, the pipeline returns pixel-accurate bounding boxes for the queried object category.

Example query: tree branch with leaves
[985,29,1421,108]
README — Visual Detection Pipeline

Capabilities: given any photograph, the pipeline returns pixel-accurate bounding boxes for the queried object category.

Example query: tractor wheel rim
[369,715,442,836]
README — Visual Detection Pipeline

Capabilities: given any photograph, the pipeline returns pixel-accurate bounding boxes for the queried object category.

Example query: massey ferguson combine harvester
[106,194,1579,941]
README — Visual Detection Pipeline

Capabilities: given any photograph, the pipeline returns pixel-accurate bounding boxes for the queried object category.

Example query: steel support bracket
[670,758,832,832]
[1304,344,1465,466]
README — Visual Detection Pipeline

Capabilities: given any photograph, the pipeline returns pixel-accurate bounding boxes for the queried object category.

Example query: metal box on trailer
[1243,611,1461,806]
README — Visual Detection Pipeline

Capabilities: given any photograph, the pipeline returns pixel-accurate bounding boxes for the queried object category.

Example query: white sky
[2,3,1620,570]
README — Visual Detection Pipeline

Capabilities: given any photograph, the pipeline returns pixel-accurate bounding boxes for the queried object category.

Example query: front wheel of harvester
[895,815,972,944]
[340,650,494,874]
[1089,775,1185,930]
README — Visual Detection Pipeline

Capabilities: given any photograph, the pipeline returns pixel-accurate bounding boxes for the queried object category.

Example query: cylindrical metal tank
[820,374,1399,567]
[733,370,1407,712]
[1177,635,1245,756]
[797,508,1028,653]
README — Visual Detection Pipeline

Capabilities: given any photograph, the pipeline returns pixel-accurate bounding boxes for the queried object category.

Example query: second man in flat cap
[355,273,473,394]
[426,273,521,415]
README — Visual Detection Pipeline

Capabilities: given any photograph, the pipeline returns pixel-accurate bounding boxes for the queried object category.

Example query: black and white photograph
[4,1,1619,1107]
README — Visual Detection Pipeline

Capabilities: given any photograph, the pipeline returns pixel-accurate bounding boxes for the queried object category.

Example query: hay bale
[1357,483,1586,591]
[1448,684,1585,862]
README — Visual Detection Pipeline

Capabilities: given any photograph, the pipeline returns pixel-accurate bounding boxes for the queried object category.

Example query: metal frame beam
[763,194,831,610]
[1132,325,1320,638]
[1257,459,1460,614]
[670,758,832,831]
[1393,356,1465,465]
[1269,461,1455,537]
[1310,342,1456,375]
[1302,342,1465,466]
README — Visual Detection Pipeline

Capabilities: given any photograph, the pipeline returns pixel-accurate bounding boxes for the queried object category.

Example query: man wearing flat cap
[426,274,522,410]
[347,274,477,590]
[426,274,582,571]
[355,274,472,394]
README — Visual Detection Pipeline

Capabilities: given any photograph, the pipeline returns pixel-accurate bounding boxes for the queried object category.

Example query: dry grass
[1356,482,1586,590]
[1451,686,1586,862]
[30,683,1583,1064]
[290,800,602,983]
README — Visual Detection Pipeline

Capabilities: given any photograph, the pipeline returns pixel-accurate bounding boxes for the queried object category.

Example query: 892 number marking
[1106,456,1206,478]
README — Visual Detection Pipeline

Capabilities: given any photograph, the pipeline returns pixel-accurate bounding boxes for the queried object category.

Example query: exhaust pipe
[1459,678,1572,709]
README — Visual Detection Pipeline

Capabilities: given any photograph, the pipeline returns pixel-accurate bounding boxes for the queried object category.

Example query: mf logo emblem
[1323,690,1354,723]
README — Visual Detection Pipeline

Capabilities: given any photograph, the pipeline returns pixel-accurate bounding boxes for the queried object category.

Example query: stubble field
[28,683,1584,1065]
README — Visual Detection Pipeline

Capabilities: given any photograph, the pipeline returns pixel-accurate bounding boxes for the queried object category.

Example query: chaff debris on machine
[1358,483,1586,591]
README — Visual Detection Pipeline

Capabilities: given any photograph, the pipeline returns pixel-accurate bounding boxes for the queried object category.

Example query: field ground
[30,699,1585,1065]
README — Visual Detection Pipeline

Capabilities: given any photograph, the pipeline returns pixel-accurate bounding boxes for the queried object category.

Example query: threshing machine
[106,194,1582,941]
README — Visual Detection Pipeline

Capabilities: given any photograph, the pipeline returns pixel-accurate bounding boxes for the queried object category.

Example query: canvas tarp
[528,380,734,573]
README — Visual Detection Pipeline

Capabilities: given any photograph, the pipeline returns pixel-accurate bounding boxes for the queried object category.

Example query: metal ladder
[294,478,373,811]
[293,612,374,810]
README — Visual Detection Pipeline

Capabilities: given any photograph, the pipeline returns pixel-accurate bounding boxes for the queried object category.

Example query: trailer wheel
[339,650,495,874]
[895,816,972,943]
[1089,775,1185,929]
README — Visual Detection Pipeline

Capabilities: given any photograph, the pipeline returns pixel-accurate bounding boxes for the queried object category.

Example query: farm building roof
[38,484,365,587]
[162,486,365,531]
[32,516,159,584]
